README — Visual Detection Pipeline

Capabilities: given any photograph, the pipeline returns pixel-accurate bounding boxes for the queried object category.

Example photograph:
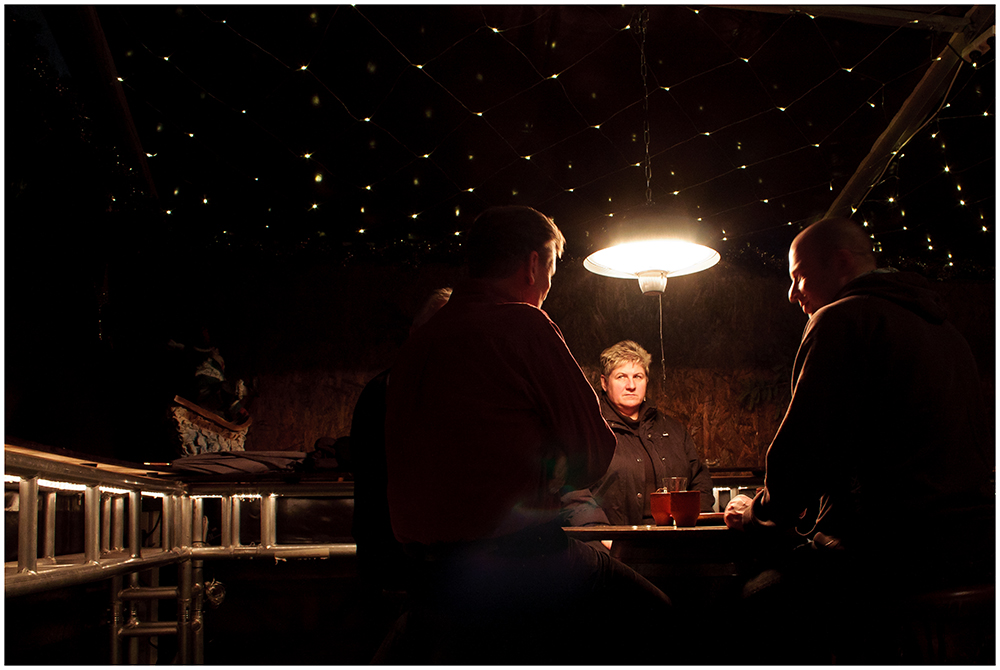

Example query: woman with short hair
[563,340,715,526]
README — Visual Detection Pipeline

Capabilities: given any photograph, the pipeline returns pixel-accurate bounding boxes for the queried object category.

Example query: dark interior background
[5,5,994,468]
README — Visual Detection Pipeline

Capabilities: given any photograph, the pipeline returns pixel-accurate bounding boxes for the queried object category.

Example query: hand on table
[724,494,754,531]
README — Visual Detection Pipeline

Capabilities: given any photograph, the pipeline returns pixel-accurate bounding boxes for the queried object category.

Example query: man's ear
[526,250,540,286]
[832,248,857,283]
[600,375,608,392]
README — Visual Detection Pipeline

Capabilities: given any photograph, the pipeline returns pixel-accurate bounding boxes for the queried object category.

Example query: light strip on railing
[39,479,88,492]
[5,475,167,498]
[5,475,90,492]
[191,493,265,500]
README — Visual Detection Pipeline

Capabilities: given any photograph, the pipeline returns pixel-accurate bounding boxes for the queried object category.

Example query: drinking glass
[662,476,688,492]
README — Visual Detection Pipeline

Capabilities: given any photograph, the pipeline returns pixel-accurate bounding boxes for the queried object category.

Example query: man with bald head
[724,217,993,662]
[786,215,878,316]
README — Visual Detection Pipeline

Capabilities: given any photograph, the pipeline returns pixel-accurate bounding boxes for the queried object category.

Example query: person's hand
[724,494,754,531]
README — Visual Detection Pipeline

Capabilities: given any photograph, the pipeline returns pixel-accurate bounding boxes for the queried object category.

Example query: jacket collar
[600,392,656,429]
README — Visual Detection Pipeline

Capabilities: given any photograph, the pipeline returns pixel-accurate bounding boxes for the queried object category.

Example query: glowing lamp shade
[584,238,720,294]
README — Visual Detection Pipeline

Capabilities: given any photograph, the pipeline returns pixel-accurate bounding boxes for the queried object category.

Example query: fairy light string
[102,5,992,270]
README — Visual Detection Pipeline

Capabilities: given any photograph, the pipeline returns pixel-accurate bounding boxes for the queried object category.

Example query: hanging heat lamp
[583,209,720,294]
[583,8,720,295]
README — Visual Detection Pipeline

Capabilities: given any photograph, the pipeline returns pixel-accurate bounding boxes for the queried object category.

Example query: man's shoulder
[470,300,558,331]
[810,291,882,324]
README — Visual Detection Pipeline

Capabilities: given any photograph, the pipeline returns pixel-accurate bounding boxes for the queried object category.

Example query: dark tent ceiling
[11,5,998,276]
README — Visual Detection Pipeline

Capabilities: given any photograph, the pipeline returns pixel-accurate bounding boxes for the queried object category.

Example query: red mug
[650,491,671,525]
[669,490,701,527]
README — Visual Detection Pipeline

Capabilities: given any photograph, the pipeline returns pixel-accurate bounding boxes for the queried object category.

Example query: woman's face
[601,361,648,420]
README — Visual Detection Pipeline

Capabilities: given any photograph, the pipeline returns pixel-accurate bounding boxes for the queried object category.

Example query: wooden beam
[825,5,994,220]
[714,5,971,32]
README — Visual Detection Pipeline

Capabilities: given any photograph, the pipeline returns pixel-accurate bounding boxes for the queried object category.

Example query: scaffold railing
[5,442,357,664]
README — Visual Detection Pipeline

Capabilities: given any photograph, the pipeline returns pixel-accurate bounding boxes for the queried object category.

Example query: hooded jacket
[743,270,994,574]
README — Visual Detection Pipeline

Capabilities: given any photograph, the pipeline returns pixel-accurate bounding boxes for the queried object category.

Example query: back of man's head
[467,206,566,279]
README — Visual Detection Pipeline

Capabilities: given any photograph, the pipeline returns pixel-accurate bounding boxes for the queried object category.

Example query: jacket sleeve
[745,306,862,531]
[560,488,612,526]
[516,309,617,491]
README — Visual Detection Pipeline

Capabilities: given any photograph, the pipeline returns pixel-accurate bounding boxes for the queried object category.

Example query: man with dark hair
[724,217,994,662]
[465,204,566,280]
[382,206,672,664]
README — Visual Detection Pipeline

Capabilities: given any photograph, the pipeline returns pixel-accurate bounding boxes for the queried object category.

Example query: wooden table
[563,519,752,601]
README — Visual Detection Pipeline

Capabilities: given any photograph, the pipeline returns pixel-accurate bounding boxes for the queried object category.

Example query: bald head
[787,218,877,316]
[793,218,876,267]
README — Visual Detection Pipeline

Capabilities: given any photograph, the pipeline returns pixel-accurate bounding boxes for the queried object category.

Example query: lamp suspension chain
[639,7,667,388]
[639,7,652,207]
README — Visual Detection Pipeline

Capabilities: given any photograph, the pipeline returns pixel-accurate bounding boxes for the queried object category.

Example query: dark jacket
[743,270,994,580]
[563,393,715,526]
[386,280,616,544]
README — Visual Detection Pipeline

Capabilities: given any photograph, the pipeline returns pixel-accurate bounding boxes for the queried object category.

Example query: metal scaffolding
[4,444,356,664]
